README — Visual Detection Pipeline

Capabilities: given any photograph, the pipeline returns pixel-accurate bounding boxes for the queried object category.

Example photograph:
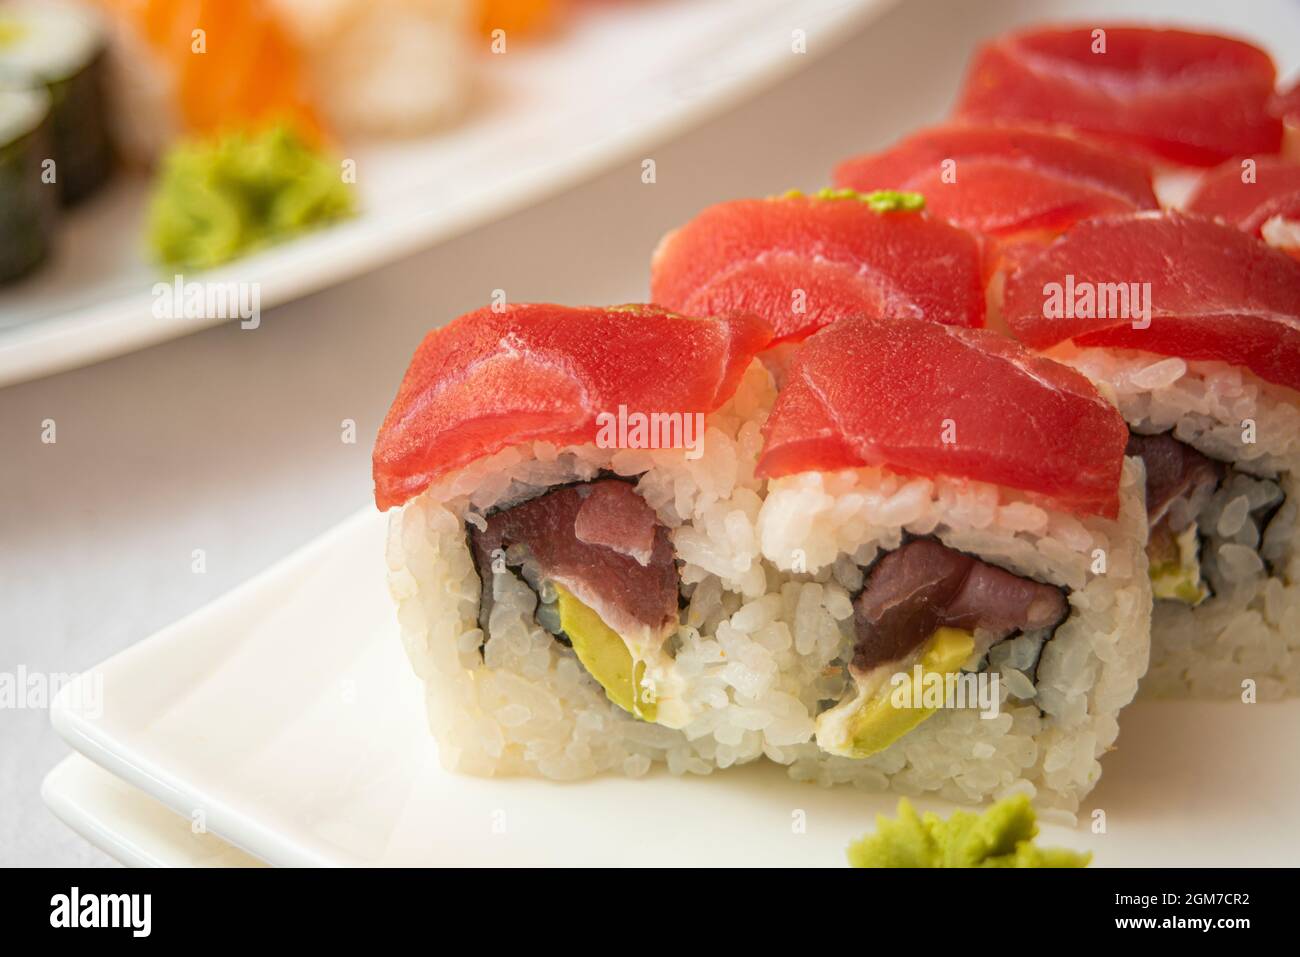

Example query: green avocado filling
[148,124,356,269]
[555,585,657,722]
[1148,523,1209,606]
[848,796,1091,868]
[780,187,926,212]
[841,627,974,758]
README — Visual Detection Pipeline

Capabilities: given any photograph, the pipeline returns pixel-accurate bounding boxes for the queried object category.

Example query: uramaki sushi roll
[372,304,782,778]
[753,315,1149,812]
[1000,211,1300,699]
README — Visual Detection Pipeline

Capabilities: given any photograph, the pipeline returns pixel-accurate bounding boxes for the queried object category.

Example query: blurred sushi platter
[0,0,895,386]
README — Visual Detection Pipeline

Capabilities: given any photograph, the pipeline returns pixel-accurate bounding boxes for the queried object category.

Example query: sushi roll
[1187,157,1300,261]
[752,315,1149,812]
[266,0,471,136]
[373,303,1148,810]
[0,1,113,204]
[649,189,984,363]
[953,25,1283,169]
[374,304,781,779]
[1000,211,1300,699]
[90,0,320,162]
[0,84,56,283]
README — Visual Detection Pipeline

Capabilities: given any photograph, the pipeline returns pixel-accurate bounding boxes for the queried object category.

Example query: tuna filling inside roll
[468,478,679,720]
[1126,432,1286,607]
[817,538,1069,759]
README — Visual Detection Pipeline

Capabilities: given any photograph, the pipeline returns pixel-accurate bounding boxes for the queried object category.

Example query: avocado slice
[817,627,975,758]
[555,584,657,722]
[1148,522,1209,606]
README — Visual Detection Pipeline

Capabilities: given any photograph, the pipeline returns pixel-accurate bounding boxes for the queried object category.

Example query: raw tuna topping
[650,194,984,347]
[1001,212,1300,393]
[953,25,1282,166]
[834,124,1157,242]
[757,315,1129,517]
[372,304,771,510]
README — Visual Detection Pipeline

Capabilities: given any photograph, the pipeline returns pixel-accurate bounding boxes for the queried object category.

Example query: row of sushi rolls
[371,17,1300,863]
[8,4,1299,863]
[0,0,569,282]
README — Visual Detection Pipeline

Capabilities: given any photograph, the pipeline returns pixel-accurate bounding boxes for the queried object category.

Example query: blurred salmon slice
[649,194,984,348]
[756,315,1128,518]
[999,211,1300,393]
[372,304,772,510]
[833,125,1158,243]
[93,0,322,142]
[953,25,1282,167]
[1187,157,1300,259]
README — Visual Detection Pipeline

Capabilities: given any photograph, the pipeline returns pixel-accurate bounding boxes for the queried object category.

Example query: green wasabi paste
[148,124,355,269]
[847,796,1092,868]
[779,187,926,212]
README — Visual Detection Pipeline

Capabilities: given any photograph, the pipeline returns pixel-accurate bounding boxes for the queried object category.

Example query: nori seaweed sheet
[45,45,112,205]
[0,96,56,284]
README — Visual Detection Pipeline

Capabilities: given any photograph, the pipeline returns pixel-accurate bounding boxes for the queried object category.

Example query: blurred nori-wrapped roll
[0,2,112,205]
[0,84,56,283]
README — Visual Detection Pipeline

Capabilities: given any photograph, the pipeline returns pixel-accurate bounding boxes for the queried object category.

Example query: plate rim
[49,506,382,867]
[41,753,265,868]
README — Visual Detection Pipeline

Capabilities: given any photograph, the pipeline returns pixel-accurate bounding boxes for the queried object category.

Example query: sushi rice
[267,0,470,136]
[1059,346,1300,699]
[385,358,1150,813]
[756,459,1149,813]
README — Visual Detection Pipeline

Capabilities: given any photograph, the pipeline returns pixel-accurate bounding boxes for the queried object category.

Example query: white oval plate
[46,506,1300,867]
[0,0,895,387]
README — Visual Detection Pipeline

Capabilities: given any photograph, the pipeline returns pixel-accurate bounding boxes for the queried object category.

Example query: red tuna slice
[649,194,984,347]
[953,26,1282,167]
[853,539,1067,671]
[373,304,771,510]
[573,480,658,566]
[833,124,1157,241]
[1000,211,1300,393]
[469,480,678,639]
[1186,157,1300,258]
[756,314,1127,517]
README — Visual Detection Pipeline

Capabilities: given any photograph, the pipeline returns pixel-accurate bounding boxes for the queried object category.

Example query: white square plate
[42,754,262,868]
[48,507,1300,866]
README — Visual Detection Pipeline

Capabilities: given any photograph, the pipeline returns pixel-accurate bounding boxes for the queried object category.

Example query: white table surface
[5,0,1299,867]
